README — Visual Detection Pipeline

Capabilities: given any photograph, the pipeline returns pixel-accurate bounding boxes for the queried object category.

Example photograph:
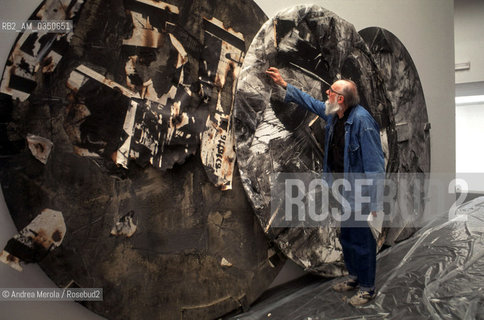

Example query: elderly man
[266,67,385,306]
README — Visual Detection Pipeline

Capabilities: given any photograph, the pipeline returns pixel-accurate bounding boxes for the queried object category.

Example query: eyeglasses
[327,87,344,96]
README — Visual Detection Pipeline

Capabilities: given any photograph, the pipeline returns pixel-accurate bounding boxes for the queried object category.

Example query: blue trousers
[339,224,376,289]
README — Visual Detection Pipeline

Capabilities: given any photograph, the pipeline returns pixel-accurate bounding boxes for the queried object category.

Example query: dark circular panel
[359,27,430,244]
[0,0,284,319]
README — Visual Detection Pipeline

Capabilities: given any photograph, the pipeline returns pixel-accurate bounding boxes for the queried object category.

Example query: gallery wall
[454,0,484,193]
[0,0,455,319]
[454,0,484,84]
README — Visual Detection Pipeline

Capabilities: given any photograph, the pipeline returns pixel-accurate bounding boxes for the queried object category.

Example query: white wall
[454,0,484,192]
[456,103,484,192]
[454,0,484,84]
[456,105,483,163]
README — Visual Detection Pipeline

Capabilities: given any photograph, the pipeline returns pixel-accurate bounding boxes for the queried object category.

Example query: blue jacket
[285,84,385,212]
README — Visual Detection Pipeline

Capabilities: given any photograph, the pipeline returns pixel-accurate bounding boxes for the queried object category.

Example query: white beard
[325,99,340,116]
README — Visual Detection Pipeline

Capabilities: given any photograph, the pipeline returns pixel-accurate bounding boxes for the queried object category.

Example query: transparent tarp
[233,197,484,320]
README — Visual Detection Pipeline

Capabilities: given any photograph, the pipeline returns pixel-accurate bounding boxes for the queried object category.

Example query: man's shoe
[348,289,376,306]
[331,278,358,292]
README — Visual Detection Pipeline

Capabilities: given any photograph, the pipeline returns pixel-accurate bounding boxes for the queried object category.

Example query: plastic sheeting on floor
[231,197,484,320]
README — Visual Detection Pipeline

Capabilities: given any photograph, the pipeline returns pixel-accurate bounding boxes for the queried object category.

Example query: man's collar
[344,105,358,124]
[343,105,353,118]
[336,104,354,120]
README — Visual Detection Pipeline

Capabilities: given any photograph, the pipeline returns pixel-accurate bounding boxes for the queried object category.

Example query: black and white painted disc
[359,27,431,243]
[234,5,400,276]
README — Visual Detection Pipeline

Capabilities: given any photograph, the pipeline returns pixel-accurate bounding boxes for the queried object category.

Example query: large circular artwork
[0,0,284,319]
[234,5,429,276]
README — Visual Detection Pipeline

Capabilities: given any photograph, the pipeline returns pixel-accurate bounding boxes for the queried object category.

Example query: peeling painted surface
[122,11,165,48]
[110,211,137,237]
[0,0,83,101]
[200,108,236,190]
[69,65,140,99]
[0,0,280,319]
[26,134,53,164]
[220,257,233,267]
[134,0,179,14]
[199,17,246,190]
[59,3,250,177]
[0,0,253,179]
[62,3,231,172]
[40,50,63,73]
[116,100,138,169]
[169,33,188,68]
[36,0,84,20]
[0,209,66,271]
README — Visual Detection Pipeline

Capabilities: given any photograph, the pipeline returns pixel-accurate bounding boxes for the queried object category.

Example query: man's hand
[266,67,287,88]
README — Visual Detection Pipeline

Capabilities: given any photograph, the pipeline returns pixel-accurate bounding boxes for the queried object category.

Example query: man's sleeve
[285,84,328,120]
[360,116,385,212]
